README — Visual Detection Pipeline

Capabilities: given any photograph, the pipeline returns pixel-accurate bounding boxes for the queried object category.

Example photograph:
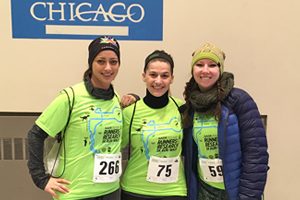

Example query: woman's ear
[170,74,174,84]
[142,72,146,82]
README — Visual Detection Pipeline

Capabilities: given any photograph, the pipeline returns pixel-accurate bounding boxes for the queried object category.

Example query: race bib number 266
[93,153,122,183]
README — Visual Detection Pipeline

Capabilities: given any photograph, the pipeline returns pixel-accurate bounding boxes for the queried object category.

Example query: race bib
[147,156,180,183]
[93,153,122,183]
[199,158,223,183]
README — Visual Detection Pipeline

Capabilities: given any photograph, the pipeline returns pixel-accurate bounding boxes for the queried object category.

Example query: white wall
[1,0,300,199]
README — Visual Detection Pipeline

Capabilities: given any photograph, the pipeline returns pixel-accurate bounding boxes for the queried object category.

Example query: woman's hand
[44,177,70,199]
[120,94,139,108]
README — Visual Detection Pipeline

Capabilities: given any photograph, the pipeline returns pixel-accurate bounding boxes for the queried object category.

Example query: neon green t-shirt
[193,113,225,190]
[36,82,122,200]
[121,97,187,197]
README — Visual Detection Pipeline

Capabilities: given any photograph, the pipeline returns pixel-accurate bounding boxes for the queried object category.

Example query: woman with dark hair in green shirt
[27,36,137,200]
[121,50,187,200]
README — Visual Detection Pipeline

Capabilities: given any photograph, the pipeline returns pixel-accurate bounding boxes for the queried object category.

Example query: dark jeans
[121,190,187,200]
[83,189,120,200]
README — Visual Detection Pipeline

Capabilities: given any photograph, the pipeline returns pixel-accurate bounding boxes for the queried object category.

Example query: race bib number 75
[147,156,180,183]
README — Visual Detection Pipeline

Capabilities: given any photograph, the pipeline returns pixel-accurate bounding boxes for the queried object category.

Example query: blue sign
[11,0,163,40]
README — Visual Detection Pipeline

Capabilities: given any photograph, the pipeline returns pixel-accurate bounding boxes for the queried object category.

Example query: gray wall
[0,114,50,200]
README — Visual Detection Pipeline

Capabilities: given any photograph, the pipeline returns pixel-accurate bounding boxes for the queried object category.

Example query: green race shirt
[121,97,187,196]
[193,113,225,190]
[36,82,122,200]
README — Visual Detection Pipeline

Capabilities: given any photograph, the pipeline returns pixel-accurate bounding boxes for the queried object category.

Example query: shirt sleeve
[27,124,51,190]
[36,90,70,137]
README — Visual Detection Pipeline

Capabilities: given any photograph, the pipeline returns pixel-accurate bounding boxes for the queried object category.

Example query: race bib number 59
[199,158,223,183]
[93,153,122,183]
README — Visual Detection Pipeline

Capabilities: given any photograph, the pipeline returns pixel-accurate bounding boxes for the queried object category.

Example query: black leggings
[198,179,227,200]
[121,190,187,200]
[83,189,120,200]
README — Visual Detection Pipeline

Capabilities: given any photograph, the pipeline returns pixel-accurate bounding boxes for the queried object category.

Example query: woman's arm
[232,89,269,199]
[27,124,50,190]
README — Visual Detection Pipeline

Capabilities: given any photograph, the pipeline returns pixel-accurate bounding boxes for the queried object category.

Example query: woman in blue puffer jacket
[180,43,269,200]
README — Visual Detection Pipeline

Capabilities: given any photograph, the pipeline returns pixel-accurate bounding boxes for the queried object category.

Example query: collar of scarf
[143,89,169,109]
[189,72,234,112]
[83,72,114,100]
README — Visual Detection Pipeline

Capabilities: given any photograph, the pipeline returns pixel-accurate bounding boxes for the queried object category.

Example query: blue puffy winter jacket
[182,88,269,200]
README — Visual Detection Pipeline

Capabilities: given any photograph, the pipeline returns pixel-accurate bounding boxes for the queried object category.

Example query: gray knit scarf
[83,71,115,100]
[189,72,234,112]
